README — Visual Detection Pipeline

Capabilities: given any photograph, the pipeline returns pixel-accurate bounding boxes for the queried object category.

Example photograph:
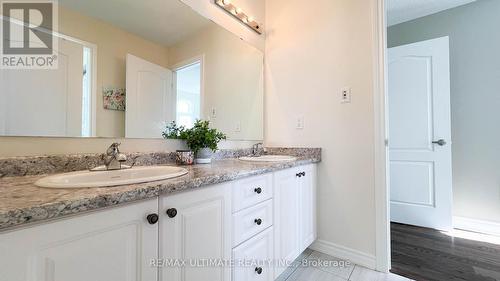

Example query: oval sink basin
[35,166,188,189]
[239,155,297,162]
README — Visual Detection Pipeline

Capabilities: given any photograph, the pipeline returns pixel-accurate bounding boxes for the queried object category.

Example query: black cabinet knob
[146,213,159,225]
[296,173,302,178]
[255,267,263,275]
[301,172,306,177]
[166,208,178,218]
[254,218,262,225]
[254,187,262,194]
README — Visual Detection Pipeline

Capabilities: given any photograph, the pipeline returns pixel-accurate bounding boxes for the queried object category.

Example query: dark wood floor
[391,222,500,281]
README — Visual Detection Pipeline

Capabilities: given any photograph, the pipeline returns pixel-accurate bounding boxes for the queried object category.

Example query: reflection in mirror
[0,0,264,141]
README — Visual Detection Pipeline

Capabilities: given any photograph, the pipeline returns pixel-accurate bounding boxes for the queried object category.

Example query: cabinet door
[232,227,274,281]
[159,183,231,281]
[273,167,301,278]
[0,199,159,281]
[299,164,317,252]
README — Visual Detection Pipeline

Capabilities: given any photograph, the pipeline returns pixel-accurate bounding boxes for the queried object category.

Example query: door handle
[432,139,447,146]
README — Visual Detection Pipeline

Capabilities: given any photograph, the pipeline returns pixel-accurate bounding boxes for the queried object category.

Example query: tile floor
[276,249,412,281]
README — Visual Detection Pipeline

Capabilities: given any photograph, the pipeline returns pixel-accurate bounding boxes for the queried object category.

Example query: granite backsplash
[0,147,321,177]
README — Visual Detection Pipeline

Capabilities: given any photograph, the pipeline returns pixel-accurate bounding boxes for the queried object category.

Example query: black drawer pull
[166,208,178,218]
[254,218,262,225]
[254,187,262,194]
[255,267,263,274]
[146,213,159,225]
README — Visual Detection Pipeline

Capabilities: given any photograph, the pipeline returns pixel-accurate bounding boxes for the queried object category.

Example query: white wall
[265,0,378,263]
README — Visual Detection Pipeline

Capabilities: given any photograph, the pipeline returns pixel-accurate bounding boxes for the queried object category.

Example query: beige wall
[0,137,258,157]
[169,24,264,141]
[265,0,377,260]
[59,7,170,138]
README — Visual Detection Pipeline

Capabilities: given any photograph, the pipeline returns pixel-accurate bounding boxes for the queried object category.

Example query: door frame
[373,0,456,273]
[372,0,390,273]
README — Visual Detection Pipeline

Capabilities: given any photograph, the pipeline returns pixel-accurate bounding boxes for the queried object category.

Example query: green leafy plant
[162,121,186,139]
[162,120,226,154]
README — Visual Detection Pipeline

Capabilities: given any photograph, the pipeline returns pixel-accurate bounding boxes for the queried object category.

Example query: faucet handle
[106,142,121,155]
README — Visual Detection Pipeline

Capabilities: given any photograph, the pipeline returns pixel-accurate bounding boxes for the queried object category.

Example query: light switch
[296,115,304,129]
[341,87,351,104]
[235,121,241,132]
[211,108,217,118]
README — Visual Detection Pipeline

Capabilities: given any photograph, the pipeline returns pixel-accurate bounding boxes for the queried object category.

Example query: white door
[273,168,301,278]
[0,37,84,137]
[0,199,159,281]
[126,54,173,138]
[388,36,453,231]
[159,183,231,281]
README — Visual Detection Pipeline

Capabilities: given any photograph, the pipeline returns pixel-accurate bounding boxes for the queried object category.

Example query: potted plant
[163,120,226,164]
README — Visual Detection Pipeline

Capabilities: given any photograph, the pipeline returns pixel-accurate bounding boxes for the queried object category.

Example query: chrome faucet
[252,142,264,156]
[103,143,127,170]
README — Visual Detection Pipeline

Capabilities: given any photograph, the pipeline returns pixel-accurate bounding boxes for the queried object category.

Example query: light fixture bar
[215,0,262,34]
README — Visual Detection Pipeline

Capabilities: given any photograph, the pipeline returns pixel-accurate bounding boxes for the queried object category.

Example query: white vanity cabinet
[273,164,317,278]
[0,199,159,281]
[231,174,275,281]
[159,183,232,281]
[0,163,317,281]
[298,164,317,252]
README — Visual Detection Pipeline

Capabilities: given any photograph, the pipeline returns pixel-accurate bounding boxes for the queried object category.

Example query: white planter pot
[196,148,213,164]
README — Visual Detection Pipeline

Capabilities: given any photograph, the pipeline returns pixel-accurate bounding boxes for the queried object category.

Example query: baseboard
[454,216,500,236]
[309,239,376,270]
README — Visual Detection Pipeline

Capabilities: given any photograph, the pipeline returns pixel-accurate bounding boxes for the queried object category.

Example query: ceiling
[387,0,476,26]
[59,0,211,47]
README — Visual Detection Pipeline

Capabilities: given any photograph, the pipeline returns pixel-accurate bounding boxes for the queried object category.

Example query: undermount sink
[239,155,297,162]
[35,166,188,189]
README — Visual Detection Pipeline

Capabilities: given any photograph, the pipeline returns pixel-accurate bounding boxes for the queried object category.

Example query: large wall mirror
[0,0,264,141]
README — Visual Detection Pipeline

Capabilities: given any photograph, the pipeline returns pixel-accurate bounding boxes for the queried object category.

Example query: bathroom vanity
[0,149,320,281]
[0,0,318,280]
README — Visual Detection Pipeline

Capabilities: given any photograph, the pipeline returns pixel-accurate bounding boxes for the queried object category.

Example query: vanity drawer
[232,227,274,281]
[233,199,273,247]
[232,174,273,213]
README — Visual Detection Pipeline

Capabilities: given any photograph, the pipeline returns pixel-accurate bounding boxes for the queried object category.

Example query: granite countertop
[0,155,320,232]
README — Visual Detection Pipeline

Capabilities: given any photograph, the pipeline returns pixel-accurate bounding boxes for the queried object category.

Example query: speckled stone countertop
[0,149,320,232]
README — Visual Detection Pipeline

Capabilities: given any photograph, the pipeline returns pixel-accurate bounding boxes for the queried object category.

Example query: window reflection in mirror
[174,60,202,129]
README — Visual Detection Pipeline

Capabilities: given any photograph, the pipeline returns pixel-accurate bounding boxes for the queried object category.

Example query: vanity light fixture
[215,0,262,34]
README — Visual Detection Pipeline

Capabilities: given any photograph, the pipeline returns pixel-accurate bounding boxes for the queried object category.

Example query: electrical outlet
[211,108,217,118]
[296,116,304,129]
[341,87,351,103]
[235,121,241,132]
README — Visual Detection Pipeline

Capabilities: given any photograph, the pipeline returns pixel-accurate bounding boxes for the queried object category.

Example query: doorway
[381,0,500,280]
[173,59,202,129]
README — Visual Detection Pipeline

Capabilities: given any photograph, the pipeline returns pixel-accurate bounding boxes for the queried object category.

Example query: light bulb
[222,0,231,5]
[247,16,254,23]
[236,8,243,14]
